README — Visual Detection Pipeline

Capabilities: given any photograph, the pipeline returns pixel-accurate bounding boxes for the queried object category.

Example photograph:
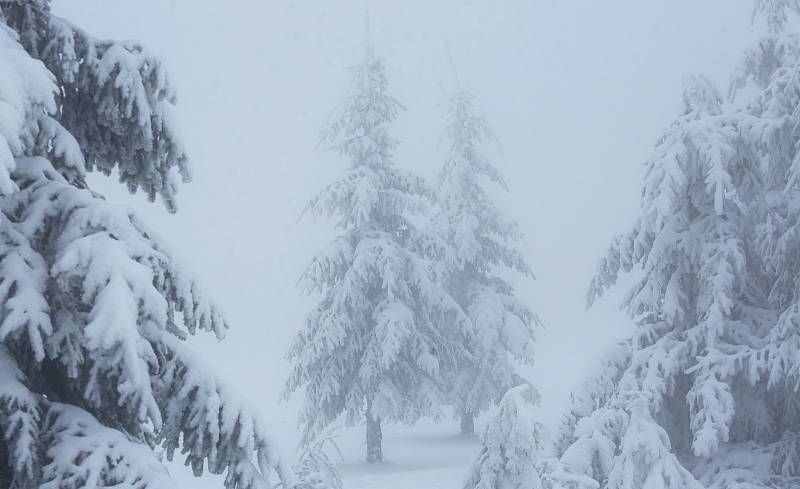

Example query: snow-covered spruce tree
[436,90,538,435]
[284,45,467,463]
[555,3,800,487]
[463,385,597,489]
[0,3,288,488]
[463,385,544,489]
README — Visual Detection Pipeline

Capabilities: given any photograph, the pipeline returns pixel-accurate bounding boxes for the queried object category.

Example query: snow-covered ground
[337,421,480,489]
[167,415,482,489]
[345,465,467,489]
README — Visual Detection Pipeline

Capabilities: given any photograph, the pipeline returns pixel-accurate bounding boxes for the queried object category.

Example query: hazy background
[52,0,757,481]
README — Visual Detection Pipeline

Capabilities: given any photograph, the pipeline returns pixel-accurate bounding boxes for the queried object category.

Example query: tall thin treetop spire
[444,40,461,90]
[364,10,373,59]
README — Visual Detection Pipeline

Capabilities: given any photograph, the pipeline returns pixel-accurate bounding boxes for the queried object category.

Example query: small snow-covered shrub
[288,427,343,489]
[463,384,543,489]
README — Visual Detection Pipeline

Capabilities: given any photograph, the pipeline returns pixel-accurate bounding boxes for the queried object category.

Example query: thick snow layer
[332,422,480,489]
[345,466,467,489]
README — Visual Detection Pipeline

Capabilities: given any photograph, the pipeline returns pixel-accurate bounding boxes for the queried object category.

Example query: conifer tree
[284,43,467,463]
[463,385,544,489]
[436,90,538,435]
[463,385,597,489]
[555,2,800,487]
[0,2,289,488]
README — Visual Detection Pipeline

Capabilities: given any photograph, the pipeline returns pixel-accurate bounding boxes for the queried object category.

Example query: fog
[51,0,758,483]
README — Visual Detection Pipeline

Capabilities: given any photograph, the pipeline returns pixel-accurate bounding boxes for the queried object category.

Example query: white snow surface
[171,419,483,489]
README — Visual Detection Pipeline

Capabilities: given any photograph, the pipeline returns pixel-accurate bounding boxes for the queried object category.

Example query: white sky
[53,0,758,464]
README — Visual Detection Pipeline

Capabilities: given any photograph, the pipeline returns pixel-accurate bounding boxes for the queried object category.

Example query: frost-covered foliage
[0,3,286,488]
[553,342,630,458]
[605,395,703,489]
[2,0,188,211]
[463,385,544,489]
[285,45,468,463]
[286,427,342,489]
[435,91,539,434]
[536,459,598,489]
[463,385,597,489]
[556,2,800,487]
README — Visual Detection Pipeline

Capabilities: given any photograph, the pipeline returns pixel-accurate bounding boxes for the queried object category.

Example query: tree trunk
[365,410,384,463]
[460,411,475,435]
